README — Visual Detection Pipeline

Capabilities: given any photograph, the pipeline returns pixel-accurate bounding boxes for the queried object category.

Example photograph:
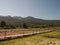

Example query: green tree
[0,21,6,28]
[23,23,27,28]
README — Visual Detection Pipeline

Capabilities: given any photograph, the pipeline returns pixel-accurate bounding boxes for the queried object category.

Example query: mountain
[13,16,23,19]
[0,16,60,27]
[0,16,20,23]
[0,16,44,23]
[20,16,44,23]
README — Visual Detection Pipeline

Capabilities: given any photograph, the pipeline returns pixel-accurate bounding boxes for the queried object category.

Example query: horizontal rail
[0,30,52,39]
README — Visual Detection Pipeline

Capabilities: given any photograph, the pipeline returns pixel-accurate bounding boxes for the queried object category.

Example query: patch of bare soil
[23,40,60,45]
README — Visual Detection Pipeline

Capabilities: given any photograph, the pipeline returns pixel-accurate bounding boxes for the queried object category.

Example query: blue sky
[0,0,60,20]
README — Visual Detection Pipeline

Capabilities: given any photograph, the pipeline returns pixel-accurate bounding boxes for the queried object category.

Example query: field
[0,28,60,45]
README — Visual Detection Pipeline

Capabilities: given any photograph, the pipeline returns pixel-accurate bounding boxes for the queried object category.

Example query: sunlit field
[0,28,60,45]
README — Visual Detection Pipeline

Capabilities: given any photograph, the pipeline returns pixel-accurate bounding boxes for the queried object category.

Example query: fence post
[5,30,6,39]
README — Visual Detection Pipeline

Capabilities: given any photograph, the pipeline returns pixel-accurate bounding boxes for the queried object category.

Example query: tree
[0,21,6,28]
[23,23,27,28]
[0,21,6,39]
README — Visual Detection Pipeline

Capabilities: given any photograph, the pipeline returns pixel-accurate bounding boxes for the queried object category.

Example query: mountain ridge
[0,15,60,27]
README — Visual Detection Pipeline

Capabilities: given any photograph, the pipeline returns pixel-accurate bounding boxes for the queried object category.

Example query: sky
[0,0,60,20]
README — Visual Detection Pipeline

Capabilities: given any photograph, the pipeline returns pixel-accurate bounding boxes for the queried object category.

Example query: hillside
[0,16,60,28]
[0,16,44,23]
[0,16,20,23]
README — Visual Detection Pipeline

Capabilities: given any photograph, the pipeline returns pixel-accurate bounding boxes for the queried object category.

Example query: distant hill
[20,16,44,23]
[0,16,20,23]
[13,16,23,20]
[0,16,45,23]
[0,16,60,28]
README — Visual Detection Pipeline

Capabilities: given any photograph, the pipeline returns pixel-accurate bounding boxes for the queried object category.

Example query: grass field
[0,29,60,45]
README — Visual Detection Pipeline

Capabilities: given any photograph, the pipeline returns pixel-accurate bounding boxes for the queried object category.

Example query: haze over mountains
[0,15,44,22]
[0,15,60,22]
[0,15,60,28]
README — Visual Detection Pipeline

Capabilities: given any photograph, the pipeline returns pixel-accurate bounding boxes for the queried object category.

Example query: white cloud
[0,9,16,16]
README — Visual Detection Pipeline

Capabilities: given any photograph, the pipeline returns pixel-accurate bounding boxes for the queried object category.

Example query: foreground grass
[42,30,60,39]
[0,30,60,45]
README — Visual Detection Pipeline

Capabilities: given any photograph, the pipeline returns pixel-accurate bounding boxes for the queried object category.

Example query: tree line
[0,20,60,29]
[0,21,27,29]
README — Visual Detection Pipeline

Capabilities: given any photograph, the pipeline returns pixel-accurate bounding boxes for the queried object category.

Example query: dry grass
[0,28,60,45]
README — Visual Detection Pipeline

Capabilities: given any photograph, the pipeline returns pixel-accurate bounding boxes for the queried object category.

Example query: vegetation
[42,30,60,39]
[0,29,60,45]
[0,16,60,45]
[0,16,60,28]
[23,23,27,28]
[0,21,6,28]
[0,21,16,29]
